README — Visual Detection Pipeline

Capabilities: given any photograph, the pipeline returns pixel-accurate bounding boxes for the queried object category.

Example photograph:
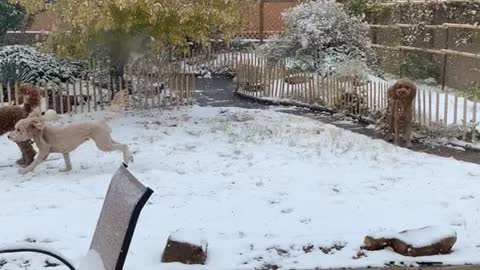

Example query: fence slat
[415,89,420,124]
[422,89,426,126]
[463,97,468,141]
[472,99,477,143]
[428,90,432,126]
[0,84,4,106]
[14,84,19,105]
[72,81,78,114]
[444,92,448,126]
[7,83,12,106]
[435,92,440,125]
[453,94,458,125]
[58,83,64,113]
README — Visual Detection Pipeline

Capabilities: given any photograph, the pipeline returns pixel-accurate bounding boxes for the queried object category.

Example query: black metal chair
[0,163,153,270]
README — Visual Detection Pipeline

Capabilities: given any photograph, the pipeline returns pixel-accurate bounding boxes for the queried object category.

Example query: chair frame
[0,163,153,270]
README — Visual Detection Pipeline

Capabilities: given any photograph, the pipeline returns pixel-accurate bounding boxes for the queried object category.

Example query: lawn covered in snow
[0,106,480,270]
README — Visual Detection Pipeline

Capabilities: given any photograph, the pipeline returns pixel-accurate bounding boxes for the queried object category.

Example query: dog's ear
[30,117,46,130]
[28,109,42,118]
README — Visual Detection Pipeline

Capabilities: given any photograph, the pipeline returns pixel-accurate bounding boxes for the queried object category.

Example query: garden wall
[369,2,480,90]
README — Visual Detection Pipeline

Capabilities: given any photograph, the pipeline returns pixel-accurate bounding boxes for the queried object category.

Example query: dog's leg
[404,116,413,148]
[394,111,400,146]
[94,136,134,164]
[15,140,37,167]
[18,151,49,175]
[60,153,72,172]
[388,100,395,134]
[111,140,134,164]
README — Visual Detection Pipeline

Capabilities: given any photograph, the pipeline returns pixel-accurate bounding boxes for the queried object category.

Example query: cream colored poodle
[8,91,133,175]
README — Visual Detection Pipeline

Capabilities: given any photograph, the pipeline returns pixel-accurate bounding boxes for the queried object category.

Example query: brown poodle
[0,85,41,166]
[387,79,417,148]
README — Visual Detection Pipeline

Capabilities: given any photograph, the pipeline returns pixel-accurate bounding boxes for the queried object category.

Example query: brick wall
[240,0,300,39]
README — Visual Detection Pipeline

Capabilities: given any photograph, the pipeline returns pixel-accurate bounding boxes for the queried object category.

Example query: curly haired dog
[0,85,41,166]
[387,79,417,148]
[8,91,133,175]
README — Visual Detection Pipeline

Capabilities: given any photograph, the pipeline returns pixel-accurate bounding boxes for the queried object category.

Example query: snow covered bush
[258,0,371,77]
[0,45,81,85]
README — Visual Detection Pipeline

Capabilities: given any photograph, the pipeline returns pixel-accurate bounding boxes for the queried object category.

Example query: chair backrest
[89,164,153,270]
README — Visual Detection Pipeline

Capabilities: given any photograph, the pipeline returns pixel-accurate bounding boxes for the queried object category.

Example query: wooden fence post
[441,26,450,91]
[259,0,265,43]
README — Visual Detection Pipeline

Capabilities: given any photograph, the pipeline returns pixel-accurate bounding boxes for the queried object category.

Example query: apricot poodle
[8,90,133,175]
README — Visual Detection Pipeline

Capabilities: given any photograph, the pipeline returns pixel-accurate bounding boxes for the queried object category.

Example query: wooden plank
[66,82,71,114]
[98,78,104,111]
[369,24,445,30]
[72,80,78,114]
[435,91,440,125]
[186,74,190,106]
[472,99,477,143]
[324,76,329,106]
[442,49,480,60]
[280,63,285,98]
[106,76,112,106]
[0,83,5,107]
[52,83,58,113]
[7,83,12,105]
[273,64,279,98]
[463,97,468,141]
[78,80,84,113]
[383,82,387,109]
[444,92,449,126]
[162,62,168,107]
[412,87,416,123]
[156,62,161,108]
[265,64,271,97]
[367,81,372,114]
[444,23,480,30]
[92,78,97,111]
[175,73,179,107]
[144,63,149,109]
[58,83,64,113]
[308,74,315,104]
[0,83,4,106]
[380,82,384,110]
[416,89,421,124]
[453,94,458,125]
[428,90,432,126]
[422,89,426,126]
[14,83,19,105]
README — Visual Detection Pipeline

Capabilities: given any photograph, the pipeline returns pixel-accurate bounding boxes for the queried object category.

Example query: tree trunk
[109,56,128,97]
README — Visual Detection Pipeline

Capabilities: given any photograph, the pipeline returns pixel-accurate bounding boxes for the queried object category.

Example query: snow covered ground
[1,106,480,270]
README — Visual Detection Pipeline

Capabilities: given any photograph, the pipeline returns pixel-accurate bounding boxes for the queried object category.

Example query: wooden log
[364,226,456,257]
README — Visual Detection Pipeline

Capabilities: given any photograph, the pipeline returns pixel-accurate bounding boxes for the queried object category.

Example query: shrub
[459,81,480,101]
[0,45,81,85]
[258,0,371,77]
[400,52,439,80]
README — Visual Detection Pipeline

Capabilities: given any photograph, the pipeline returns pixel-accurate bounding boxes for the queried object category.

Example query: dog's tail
[19,85,41,113]
[104,90,128,122]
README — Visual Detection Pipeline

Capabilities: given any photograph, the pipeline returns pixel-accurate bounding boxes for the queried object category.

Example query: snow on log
[364,226,456,257]
[161,229,208,265]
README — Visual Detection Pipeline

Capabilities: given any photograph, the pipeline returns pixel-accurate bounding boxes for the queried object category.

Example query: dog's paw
[18,168,29,175]
[16,159,25,166]
[59,168,72,173]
